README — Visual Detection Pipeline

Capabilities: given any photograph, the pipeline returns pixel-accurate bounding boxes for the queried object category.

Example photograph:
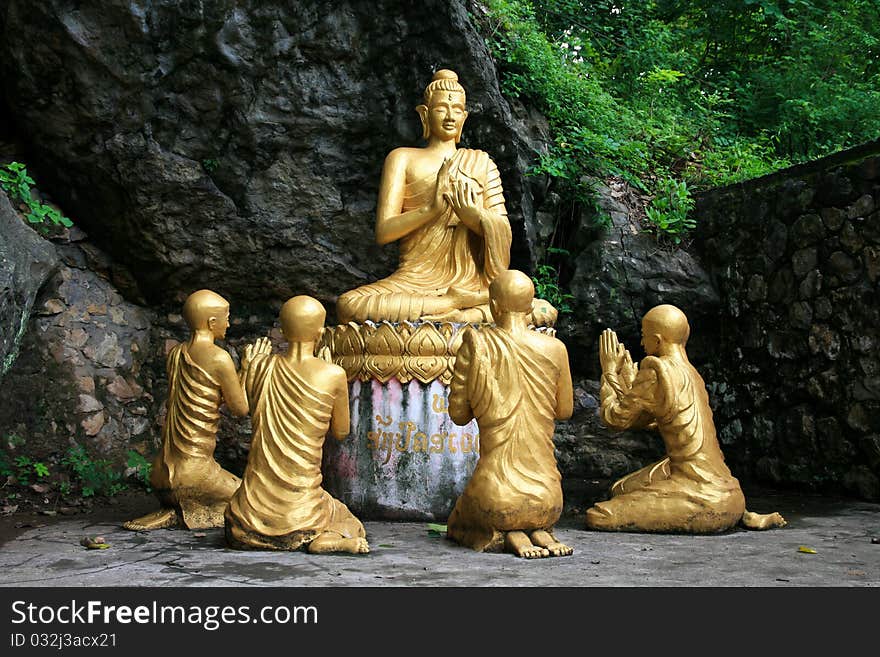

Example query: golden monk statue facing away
[336,69,556,326]
[446,270,574,558]
[586,304,787,533]
[225,296,369,554]
[124,290,247,531]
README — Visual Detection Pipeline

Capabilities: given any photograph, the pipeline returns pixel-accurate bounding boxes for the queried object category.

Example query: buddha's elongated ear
[416,104,430,140]
[456,110,468,143]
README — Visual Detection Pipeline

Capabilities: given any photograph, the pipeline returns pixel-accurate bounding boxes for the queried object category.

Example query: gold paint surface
[336,69,557,327]
[124,290,246,531]
[322,320,557,385]
[224,296,369,554]
[446,271,575,558]
[587,304,786,533]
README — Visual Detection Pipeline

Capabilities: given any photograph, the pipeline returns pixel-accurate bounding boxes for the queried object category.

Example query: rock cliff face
[2,1,878,502]
[558,178,720,377]
[0,224,158,463]
[0,0,546,318]
[0,194,59,377]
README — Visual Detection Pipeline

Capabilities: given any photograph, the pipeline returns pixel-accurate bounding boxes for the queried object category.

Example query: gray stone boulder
[0,226,158,463]
[0,193,59,377]
[0,0,547,320]
[558,180,721,377]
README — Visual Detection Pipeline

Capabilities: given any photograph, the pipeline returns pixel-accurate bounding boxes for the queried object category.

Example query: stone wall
[0,193,58,377]
[693,139,880,500]
[0,222,159,465]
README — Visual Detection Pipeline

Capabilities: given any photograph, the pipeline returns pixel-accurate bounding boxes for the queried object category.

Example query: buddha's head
[280,295,326,343]
[182,289,230,339]
[489,269,534,320]
[640,304,690,356]
[417,69,468,143]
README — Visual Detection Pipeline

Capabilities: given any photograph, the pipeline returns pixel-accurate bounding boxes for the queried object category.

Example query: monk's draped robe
[337,148,511,323]
[588,355,746,533]
[149,344,241,529]
[225,354,365,550]
[446,327,563,552]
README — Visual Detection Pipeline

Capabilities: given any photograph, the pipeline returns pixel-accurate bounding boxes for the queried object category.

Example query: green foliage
[0,450,12,480]
[202,158,219,173]
[125,449,153,492]
[0,453,50,487]
[644,177,695,243]
[480,0,879,240]
[61,444,126,498]
[532,247,575,314]
[0,162,73,229]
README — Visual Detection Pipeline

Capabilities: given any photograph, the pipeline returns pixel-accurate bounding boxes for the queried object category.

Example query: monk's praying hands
[243,337,272,369]
[599,328,624,375]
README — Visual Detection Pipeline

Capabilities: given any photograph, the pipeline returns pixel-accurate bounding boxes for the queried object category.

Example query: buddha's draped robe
[149,344,241,528]
[446,327,563,552]
[225,354,365,550]
[590,355,746,532]
[337,148,511,323]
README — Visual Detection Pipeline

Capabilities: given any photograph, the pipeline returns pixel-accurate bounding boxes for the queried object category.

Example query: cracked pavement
[0,493,877,587]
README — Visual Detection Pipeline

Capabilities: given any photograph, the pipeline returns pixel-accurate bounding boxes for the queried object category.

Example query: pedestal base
[322,378,479,521]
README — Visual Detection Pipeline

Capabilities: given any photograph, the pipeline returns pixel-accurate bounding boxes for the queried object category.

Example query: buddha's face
[425,91,467,141]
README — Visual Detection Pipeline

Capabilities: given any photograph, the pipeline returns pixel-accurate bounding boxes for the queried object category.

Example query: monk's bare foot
[505,530,550,559]
[741,510,787,530]
[308,533,370,554]
[529,529,573,557]
[123,508,180,531]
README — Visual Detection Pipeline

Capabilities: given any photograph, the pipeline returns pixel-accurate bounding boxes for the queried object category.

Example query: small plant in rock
[643,177,695,244]
[0,161,73,230]
[0,449,12,480]
[0,454,50,487]
[62,444,126,497]
[532,247,575,315]
[125,450,153,492]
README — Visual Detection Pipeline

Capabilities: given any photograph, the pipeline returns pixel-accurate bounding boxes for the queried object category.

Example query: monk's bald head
[642,304,690,347]
[182,289,229,331]
[280,295,326,342]
[489,270,535,315]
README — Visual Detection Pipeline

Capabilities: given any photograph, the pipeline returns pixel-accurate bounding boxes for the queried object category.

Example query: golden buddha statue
[225,296,369,554]
[586,304,787,533]
[446,270,574,558]
[124,290,247,531]
[336,69,556,326]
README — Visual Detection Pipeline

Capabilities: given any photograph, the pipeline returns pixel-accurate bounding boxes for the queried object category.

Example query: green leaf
[427,523,447,535]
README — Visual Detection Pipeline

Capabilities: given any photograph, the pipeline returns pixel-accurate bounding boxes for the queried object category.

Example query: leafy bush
[532,247,575,314]
[61,444,126,497]
[478,0,880,242]
[0,161,73,230]
[644,177,695,243]
[0,451,50,487]
[125,450,153,492]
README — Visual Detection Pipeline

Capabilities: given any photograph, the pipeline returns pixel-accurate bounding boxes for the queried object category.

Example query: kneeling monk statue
[336,69,556,326]
[586,304,787,533]
[225,296,369,554]
[124,289,247,531]
[446,270,574,558]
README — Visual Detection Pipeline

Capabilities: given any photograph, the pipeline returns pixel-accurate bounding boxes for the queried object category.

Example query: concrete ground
[0,491,877,587]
